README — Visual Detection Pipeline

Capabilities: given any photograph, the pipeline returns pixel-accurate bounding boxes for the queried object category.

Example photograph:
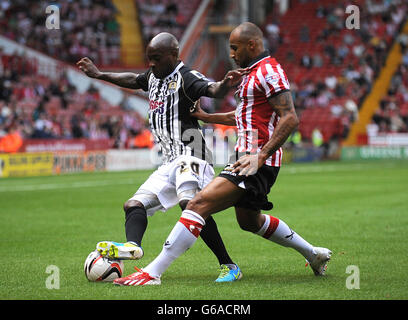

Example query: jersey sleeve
[257,62,290,98]
[135,70,151,92]
[182,69,214,102]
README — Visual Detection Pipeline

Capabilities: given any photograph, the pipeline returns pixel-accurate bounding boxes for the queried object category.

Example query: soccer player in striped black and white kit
[77,32,247,282]
[113,23,332,286]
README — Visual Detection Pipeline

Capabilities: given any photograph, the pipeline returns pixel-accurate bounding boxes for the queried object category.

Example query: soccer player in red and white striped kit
[114,22,332,286]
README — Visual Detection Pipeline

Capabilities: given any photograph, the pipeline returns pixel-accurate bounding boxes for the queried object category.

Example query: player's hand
[232,154,262,176]
[223,68,249,87]
[76,57,102,79]
[190,100,207,119]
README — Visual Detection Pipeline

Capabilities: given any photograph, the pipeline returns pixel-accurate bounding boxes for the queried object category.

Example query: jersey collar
[164,61,184,80]
[247,50,270,69]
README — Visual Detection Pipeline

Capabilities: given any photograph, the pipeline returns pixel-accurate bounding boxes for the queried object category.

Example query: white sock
[143,210,205,278]
[257,214,315,261]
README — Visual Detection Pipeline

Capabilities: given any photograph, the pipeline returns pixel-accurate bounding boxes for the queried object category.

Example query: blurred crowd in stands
[370,63,408,134]
[0,0,121,66]
[369,23,408,134]
[261,0,408,144]
[0,49,151,152]
[135,0,200,45]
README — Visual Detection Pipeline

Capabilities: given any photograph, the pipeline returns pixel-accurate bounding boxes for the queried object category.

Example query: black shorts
[218,163,280,211]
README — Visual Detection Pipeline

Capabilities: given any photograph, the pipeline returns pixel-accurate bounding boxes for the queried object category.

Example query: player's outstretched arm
[191,100,236,126]
[206,68,248,98]
[76,57,141,89]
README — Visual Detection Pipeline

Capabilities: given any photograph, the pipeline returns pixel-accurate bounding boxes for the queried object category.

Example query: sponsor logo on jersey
[149,100,164,114]
[265,73,280,86]
[168,81,177,91]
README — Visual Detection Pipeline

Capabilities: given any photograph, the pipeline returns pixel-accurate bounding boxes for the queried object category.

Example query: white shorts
[128,155,215,216]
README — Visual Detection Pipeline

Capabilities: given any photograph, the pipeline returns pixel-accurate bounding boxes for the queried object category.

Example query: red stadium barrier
[19,139,114,153]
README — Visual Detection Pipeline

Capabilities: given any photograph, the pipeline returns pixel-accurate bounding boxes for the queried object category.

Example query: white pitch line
[283,161,402,174]
[283,164,366,174]
[0,178,136,192]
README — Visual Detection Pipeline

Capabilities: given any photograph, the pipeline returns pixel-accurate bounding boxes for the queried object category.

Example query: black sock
[200,216,234,265]
[125,206,148,246]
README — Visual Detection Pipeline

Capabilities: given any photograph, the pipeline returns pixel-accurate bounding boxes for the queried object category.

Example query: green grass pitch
[0,160,407,300]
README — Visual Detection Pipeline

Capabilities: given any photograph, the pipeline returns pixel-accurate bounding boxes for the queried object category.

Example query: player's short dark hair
[236,22,263,42]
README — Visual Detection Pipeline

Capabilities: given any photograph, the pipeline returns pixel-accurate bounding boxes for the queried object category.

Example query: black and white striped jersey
[135,61,214,164]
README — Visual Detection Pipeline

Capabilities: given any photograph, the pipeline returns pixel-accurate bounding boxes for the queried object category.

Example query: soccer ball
[84,250,124,282]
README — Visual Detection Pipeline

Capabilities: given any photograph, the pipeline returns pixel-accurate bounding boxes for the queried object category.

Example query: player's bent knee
[185,191,206,212]
[125,192,161,214]
[123,199,145,212]
[237,220,254,232]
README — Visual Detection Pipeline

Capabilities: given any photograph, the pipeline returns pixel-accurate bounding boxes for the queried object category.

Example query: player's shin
[125,206,148,246]
[200,216,234,265]
[256,214,315,262]
[142,210,205,278]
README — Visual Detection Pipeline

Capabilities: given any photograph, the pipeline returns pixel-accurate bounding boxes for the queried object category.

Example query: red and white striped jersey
[234,51,290,167]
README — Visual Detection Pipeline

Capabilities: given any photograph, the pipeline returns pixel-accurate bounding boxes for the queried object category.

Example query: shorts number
[179,161,200,175]
[191,162,199,175]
